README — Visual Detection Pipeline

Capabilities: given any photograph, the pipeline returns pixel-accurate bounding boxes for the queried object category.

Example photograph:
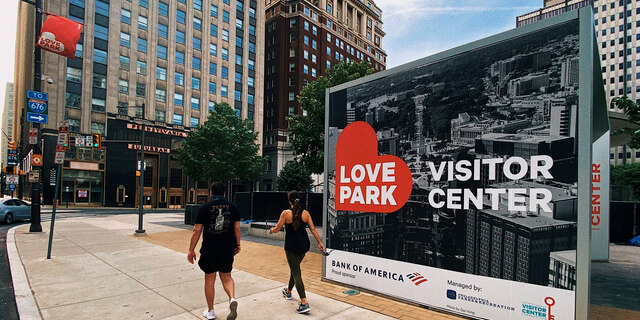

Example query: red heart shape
[335,121,413,213]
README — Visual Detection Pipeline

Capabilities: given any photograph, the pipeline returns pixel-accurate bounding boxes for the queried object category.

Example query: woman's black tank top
[284,212,310,254]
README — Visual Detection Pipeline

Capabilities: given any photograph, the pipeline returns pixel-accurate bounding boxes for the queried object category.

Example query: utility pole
[135,103,146,235]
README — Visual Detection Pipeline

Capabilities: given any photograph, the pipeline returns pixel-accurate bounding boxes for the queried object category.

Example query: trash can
[184,204,201,225]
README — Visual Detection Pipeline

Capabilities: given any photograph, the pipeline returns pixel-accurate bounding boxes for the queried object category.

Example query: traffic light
[8,141,16,150]
[64,134,70,149]
[92,133,101,148]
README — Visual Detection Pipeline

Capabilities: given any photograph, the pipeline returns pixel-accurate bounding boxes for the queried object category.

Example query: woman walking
[269,190,324,314]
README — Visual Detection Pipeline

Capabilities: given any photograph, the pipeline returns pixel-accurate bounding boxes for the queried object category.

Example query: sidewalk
[7,213,640,320]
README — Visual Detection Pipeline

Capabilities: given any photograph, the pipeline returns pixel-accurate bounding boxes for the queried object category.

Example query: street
[0,222,23,320]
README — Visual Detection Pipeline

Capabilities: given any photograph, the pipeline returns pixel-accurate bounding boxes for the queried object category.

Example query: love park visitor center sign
[322,8,608,320]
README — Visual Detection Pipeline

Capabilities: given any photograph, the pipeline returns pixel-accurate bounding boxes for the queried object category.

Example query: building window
[65,92,81,108]
[94,25,108,40]
[192,77,200,90]
[193,36,201,50]
[289,63,295,71]
[138,15,148,30]
[174,93,184,106]
[191,117,199,127]
[303,65,308,74]
[66,67,82,82]
[119,55,130,70]
[175,72,184,86]
[221,85,228,97]
[75,43,83,58]
[139,0,148,8]
[193,17,202,31]
[155,110,166,122]
[222,29,229,41]
[193,57,201,70]
[221,66,228,79]
[137,38,147,52]
[68,119,81,132]
[234,90,241,102]
[289,92,295,101]
[209,62,217,75]
[157,45,167,59]
[156,66,167,80]
[121,8,131,24]
[176,51,185,64]
[92,73,107,88]
[177,9,186,24]
[159,2,168,17]
[173,114,183,125]
[210,43,218,56]
[191,97,200,110]
[158,23,168,38]
[248,59,255,70]
[136,60,147,75]
[223,10,230,23]
[194,0,202,11]
[91,98,106,112]
[211,24,218,37]
[136,83,146,97]
[155,89,166,102]
[95,0,109,16]
[93,48,108,64]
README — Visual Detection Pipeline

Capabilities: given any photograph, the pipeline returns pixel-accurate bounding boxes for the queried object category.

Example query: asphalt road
[0,222,24,320]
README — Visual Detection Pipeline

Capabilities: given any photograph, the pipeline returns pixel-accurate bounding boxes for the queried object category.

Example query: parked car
[0,199,31,224]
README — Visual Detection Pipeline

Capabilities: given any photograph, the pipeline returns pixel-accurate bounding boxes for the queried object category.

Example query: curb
[6,226,42,320]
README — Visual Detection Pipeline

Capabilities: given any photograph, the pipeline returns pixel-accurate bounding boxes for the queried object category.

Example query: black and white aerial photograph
[327,19,580,290]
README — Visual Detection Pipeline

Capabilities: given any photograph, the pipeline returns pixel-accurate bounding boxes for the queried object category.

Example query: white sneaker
[227,300,238,320]
[202,309,216,320]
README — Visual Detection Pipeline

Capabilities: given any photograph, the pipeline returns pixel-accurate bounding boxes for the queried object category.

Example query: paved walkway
[7,212,640,319]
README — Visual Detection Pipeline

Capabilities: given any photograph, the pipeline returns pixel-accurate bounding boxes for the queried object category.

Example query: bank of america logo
[406,273,428,286]
[447,289,457,300]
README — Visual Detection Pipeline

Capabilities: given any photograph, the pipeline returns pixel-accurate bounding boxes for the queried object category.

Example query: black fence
[610,201,640,243]
[234,191,323,226]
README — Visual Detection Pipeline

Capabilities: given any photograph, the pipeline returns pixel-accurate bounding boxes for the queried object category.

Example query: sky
[0,0,544,124]
[374,0,541,68]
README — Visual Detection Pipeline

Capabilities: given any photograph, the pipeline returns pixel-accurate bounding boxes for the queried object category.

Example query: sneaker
[202,309,216,320]
[296,303,310,314]
[227,300,238,320]
[282,288,292,300]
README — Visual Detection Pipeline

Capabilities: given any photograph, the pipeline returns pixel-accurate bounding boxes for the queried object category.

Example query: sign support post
[47,121,68,259]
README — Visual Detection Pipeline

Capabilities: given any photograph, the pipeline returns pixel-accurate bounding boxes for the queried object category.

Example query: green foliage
[275,160,313,192]
[175,103,266,184]
[611,163,640,201]
[288,61,374,174]
[612,96,640,149]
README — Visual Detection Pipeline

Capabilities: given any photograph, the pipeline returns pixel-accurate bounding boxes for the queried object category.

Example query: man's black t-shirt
[195,196,240,253]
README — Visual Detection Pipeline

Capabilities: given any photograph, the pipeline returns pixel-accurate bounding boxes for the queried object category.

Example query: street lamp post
[135,103,146,235]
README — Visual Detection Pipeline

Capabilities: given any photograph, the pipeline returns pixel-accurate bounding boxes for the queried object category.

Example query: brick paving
[139,230,637,320]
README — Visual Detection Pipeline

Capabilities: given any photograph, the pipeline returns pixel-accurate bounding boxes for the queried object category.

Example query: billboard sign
[324,9,603,320]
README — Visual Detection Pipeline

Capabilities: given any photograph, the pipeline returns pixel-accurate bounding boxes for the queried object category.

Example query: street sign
[29,128,38,144]
[50,167,57,186]
[5,174,18,185]
[28,170,40,183]
[27,90,48,101]
[75,136,85,146]
[8,184,16,191]
[58,120,69,133]
[57,133,67,145]
[85,136,93,147]
[54,152,64,164]
[27,112,48,124]
[31,154,43,166]
[28,100,47,113]
[7,149,18,166]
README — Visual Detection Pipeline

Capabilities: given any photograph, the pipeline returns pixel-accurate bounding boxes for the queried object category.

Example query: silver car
[0,199,31,224]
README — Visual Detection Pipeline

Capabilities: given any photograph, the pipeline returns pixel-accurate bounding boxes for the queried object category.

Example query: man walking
[188,183,241,320]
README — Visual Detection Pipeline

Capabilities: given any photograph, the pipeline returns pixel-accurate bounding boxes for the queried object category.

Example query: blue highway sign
[28,100,47,113]
[27,112,48,124]
[27,90,48,101]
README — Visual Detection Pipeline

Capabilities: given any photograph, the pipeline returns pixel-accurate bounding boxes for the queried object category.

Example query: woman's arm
[269,211,287,234]
[303,210,325,252]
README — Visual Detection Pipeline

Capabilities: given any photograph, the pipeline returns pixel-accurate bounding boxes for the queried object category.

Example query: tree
[611,96,640,148]
[288,61,373,174]
[275,160,313,192]
[175,102,266,185]
[611,163,640,201]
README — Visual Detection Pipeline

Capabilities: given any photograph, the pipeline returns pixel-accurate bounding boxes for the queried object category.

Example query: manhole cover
[343,289,360,296]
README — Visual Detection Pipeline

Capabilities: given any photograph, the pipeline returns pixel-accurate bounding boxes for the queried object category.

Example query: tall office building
[2,83,15,170]
[517,0,640,165]
[261,0,386,190]
[13,0,264,206]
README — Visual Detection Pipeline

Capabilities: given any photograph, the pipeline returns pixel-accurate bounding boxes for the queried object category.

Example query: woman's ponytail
[288,191,302,230]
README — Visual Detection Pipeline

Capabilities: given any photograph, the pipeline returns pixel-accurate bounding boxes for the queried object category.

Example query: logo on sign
[521,297,555,319]
[447,290,457,300]
[29,100,47,113]
[406,273,428,286]
[335,121,412,213]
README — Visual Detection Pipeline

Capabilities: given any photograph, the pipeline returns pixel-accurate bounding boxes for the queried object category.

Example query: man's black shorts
[198,248,234,274]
